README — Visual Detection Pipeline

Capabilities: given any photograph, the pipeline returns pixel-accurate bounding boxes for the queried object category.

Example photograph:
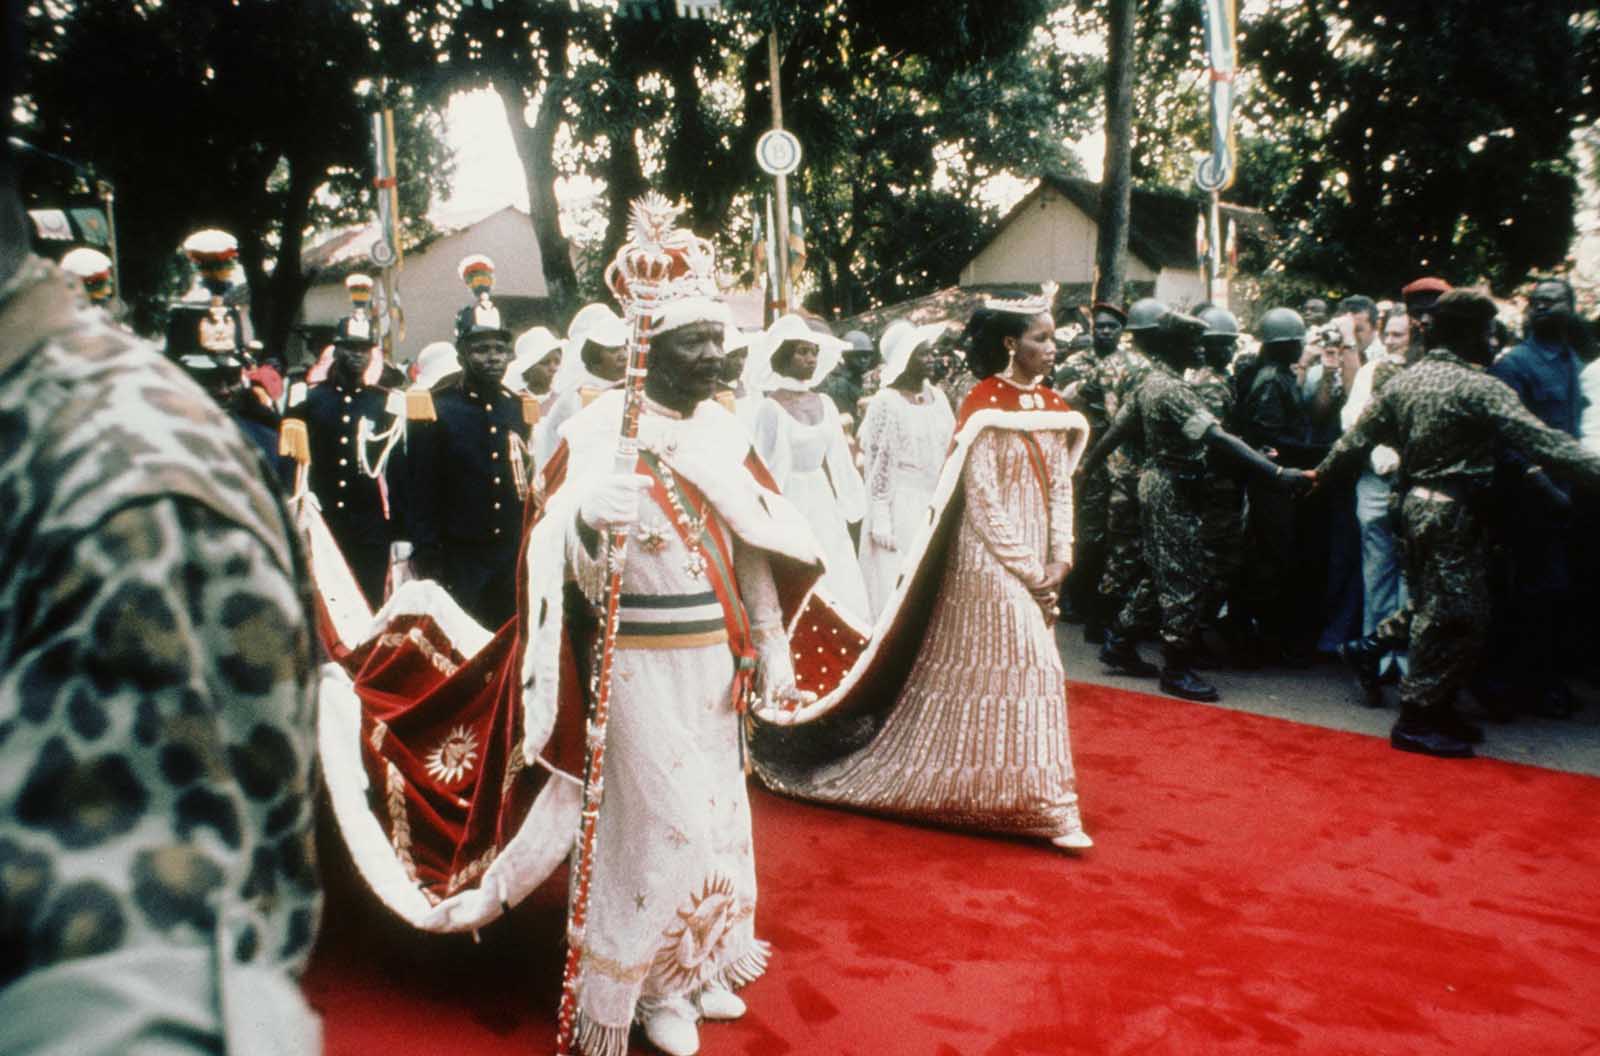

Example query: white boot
[695,985,747,1021]
[642,998,700,1056]
[1051,828,1094,852]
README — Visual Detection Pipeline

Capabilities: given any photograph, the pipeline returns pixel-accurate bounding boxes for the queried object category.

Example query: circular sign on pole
[756,129,802,176]
[1194,155,1231,194]
[370,239,397,267]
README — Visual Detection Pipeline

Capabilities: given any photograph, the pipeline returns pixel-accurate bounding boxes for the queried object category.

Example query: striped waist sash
[615,590,730,650]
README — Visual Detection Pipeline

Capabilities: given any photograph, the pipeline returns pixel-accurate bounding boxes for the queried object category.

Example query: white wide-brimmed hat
[880,322,947,388]
[504,326,562,387]
[411,341,460,390]
[554,303,630,391]
[742,312,850,392]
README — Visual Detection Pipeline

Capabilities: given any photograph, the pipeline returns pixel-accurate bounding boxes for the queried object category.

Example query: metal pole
[1208,190,1224,308]
[768,27,790,314]
[383,109,404,358]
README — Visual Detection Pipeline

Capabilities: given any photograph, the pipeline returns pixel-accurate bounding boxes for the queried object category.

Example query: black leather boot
[1159,645,1220,702]
[1337,632,1385,708]
[1099,629,1158,677]
[1390,704,1474,759]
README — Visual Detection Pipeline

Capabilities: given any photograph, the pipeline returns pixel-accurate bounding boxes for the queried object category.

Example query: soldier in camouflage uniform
[0,248,321,1052]
[1316,291,1600,759]
[1081,309,1310,701]
[1055,303,1125,639]
[1188,307,1247,656]
[1093,299,1162,676]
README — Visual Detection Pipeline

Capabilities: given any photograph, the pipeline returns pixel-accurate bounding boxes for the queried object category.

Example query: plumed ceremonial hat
[459,322,513,345]
[458,254,495,283]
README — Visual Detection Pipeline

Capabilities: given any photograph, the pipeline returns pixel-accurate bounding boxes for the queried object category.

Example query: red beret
[1400,277,1451,298]
[1089,302,1128,324]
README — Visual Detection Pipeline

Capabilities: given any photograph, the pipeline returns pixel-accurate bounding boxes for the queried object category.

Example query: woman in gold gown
[753,291,1094,851]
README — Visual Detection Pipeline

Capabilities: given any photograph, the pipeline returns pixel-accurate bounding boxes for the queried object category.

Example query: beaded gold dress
[755,375,1090,841]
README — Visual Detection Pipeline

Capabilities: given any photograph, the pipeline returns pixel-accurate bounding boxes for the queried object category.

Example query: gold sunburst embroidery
[424,725,480,787]
[651,874,740,993]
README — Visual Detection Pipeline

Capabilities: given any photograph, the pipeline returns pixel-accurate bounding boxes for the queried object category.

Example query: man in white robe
[548,297,823,1056]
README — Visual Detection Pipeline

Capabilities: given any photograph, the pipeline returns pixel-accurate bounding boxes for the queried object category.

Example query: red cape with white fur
[314,391,868,933]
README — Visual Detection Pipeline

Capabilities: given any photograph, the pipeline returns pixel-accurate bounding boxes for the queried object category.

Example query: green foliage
[1232,0,1598,298]
[718,0,1097,316]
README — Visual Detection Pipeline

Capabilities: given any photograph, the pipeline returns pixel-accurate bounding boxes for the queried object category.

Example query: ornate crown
[604,193,717,320]
[983,281,1058,316]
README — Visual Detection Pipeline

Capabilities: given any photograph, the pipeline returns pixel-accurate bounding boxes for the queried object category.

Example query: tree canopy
[20,0,451,352]
[1232,0,1599,300]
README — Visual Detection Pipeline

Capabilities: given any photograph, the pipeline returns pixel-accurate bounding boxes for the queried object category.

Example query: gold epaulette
[521,393,541,427]
[578,385,604,407]
[713,390,737,413]
[278,418,311,464]
[406,388,437,422]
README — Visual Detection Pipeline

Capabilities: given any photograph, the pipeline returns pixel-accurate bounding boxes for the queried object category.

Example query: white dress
[856,382,955,619]
[751,395,870,622]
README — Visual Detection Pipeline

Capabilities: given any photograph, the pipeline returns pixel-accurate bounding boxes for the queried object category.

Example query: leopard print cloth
[0,260,319,998]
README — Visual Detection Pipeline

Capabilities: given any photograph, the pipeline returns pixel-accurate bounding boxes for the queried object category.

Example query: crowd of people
[1043,279,1600,763]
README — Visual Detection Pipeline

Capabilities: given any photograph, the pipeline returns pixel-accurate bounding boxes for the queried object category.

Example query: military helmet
[1257,307,1306,344]
[1198,306,1239,339]
[1124,297,1168,333]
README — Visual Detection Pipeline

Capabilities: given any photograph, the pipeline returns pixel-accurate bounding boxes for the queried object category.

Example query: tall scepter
[554,193,717,1056]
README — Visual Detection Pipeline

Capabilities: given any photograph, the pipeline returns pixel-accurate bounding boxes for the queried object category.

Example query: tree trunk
[235,156,317,365]
[264,159,317,365]
[602,126,648,266]
[494,57,579,312]
[1095,0,1136,306]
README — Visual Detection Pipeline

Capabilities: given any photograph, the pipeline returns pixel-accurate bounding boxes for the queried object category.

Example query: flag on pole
[763,194,780,303]
[787,203,807,277]
[1197,0,1238,193]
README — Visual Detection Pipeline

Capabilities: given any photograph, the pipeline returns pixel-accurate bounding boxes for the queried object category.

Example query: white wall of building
[959,185,1158,288]
[1155,268,1207,308]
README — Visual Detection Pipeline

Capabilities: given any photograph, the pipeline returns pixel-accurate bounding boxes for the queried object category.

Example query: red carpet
[305,682,1600,1055]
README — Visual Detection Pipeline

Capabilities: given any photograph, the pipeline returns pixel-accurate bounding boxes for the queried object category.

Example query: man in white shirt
[1337,305,1416,702]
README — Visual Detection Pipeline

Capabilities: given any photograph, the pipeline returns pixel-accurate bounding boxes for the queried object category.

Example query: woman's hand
[1037,561,1070,593]
[1027,561,1070,626]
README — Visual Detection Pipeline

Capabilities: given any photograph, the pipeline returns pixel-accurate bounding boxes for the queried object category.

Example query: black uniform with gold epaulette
[284,370,400,607]
[405,374,533,629]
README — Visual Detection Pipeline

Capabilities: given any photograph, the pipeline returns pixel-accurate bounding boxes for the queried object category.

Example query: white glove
[754,633,816,717]
[579,473,651,530]
[868,501,896,551]
[1371,445,1400,477]
[419,877,505,932]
